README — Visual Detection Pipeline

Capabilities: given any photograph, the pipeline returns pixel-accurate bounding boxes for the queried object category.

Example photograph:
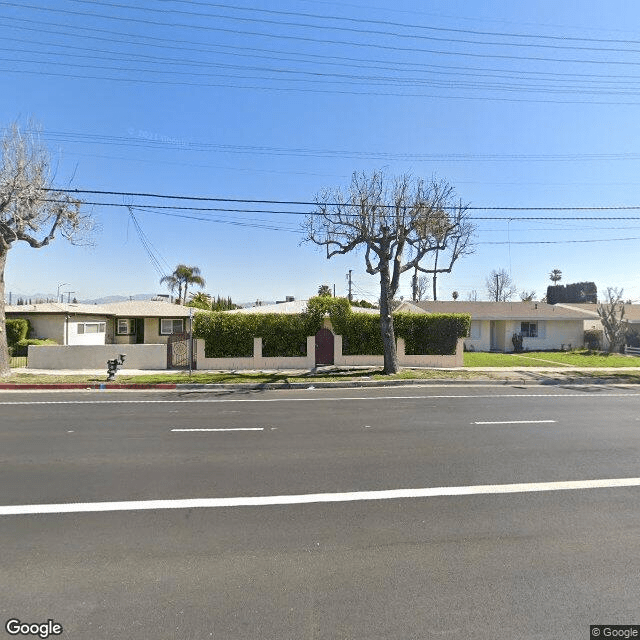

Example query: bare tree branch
[303,170,475,373]
[0,122,94,376]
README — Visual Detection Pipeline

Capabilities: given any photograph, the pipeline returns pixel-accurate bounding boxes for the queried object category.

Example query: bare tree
[466,289,479,301]
[486,268,517,302]
[549,268,562,284]
[0,123,92,376]
[411,267,429,301]
[520,290,536,302]
[416,275,429,301]
[304,170,475,373]
[597,287,626,352]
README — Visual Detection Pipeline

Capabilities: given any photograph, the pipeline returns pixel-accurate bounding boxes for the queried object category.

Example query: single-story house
[554,302,640,349]
[226,299,380,316]
[396,300,597,352]
[5,300,194,346]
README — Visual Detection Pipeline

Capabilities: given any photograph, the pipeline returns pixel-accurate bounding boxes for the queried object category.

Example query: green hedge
[193,298,470,359]
[193,311,323,358]
[6,318,31,347]
[340,313,384,355]
[394,312,471,355]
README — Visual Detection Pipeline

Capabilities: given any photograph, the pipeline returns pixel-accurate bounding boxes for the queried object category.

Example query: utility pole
[347,270,353,302]
[65,291,75,304]
[333,283,336,297]
[412,267,418,302]
[495,273,499,302]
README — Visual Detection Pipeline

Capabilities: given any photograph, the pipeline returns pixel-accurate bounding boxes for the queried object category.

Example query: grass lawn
[464,350,640,368]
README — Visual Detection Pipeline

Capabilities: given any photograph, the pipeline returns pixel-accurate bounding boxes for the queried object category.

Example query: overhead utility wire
[10,15,640,84]
[6,4,640,67]
[152,0,640,46]
[45,189,640,214]
[52,199,640,223]
[32,0,640,55]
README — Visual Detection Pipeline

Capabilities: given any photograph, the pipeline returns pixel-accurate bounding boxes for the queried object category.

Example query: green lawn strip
[523,351,640,367]
[463,352,551,367]
[464,350,640,368]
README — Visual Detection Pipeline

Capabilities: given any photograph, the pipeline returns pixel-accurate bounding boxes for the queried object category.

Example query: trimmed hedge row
[193,298,470,359]
[394,312,471,356]
[193,312,323,358]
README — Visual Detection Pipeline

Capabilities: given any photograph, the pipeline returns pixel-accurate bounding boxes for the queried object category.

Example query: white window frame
[520,321,538,338]
[160,318,184,335]
[117,318,134,335]
[77,322,106,334]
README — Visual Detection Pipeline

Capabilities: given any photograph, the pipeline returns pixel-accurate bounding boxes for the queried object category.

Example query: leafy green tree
[186,292,212,310]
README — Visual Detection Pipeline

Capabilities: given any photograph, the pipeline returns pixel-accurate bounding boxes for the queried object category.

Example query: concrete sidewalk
[2,365,640,390]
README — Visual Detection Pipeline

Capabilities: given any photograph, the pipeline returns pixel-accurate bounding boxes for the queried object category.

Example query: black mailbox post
[106,354,126,381]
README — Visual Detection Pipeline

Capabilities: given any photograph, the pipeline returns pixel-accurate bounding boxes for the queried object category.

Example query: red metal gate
[315,328,334,365]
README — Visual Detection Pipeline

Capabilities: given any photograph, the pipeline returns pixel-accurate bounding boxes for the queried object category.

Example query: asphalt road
[1,384,640,639]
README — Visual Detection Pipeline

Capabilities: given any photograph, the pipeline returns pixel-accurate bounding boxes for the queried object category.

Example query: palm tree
[160,264,206,304]
[549,268,562,284]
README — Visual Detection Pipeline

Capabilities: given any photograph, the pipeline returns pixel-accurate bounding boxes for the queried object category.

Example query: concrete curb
[0,376,635,390]
[0,383,178,390]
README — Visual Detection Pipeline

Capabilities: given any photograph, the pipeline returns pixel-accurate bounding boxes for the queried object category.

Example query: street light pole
[57,282,69,303]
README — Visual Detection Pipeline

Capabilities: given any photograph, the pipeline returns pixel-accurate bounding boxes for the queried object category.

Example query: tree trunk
[432,250,439,301]
[379,259,399,374]
[0,249,9,377]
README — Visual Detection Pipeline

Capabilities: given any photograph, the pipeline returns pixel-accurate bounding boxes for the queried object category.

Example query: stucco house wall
[463,320,491,352]
[12,313,65,344]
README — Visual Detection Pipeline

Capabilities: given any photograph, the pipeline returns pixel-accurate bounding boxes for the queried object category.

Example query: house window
[117,319,134,335]
[521,321,538,338]
[77,322,106,334]
[160,318,184,335]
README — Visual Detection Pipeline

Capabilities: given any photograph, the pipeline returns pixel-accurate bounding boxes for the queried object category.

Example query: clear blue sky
[3,0,640,304]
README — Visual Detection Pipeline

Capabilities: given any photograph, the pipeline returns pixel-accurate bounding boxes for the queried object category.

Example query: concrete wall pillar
[253,337,262,360]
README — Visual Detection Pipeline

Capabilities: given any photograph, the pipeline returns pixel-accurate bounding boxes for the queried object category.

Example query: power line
[44,189,640,215]
[7,2,640,68]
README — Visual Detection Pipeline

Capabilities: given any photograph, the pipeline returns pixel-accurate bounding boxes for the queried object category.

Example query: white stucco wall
[28,344,167,369]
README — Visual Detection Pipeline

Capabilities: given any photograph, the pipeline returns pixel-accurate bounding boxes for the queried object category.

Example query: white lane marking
[2,477,640,516]
[0,392,639,405]
[473,420,557,425]
[171,428,264,432]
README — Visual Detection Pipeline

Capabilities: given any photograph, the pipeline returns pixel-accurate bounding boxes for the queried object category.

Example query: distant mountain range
[5,293,159,305]
[4,292,272,307]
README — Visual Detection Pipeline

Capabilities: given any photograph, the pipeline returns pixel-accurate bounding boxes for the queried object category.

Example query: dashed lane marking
[473,420,557,425]
[170,428,264,432]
